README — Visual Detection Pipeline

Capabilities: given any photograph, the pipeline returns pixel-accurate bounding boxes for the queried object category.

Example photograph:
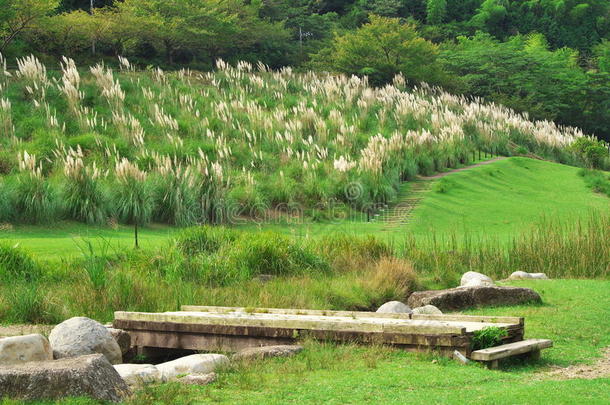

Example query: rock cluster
[407,271,545,311]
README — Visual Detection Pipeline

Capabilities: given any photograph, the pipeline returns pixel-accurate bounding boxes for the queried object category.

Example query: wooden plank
[411,314,523,326]
[470,339,552,361]
[114,311,468,335]
[126,329,470,353]
[115,319,471,348]
[180,305,414,320]
[181,306,523,326]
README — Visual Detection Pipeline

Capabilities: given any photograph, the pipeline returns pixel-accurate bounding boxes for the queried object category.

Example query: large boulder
[408,286,542,311]
[114,364,161,386]
[233,345,303,361]
[49,317,122,364]
[376,301,412,314]
[460,271,494,287]
[156,354,229,381]
[411,305,443,315]
[0,334,52,365]
[509,271,549,280]
[0,354,130,402]
[107,328,131,355]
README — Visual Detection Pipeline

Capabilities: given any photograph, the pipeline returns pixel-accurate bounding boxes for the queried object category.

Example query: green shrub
[471,326,508,350]
[225,232,330,279]
[176,226,239,256]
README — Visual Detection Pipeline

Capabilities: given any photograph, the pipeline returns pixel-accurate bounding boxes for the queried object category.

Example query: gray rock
[107,328,131,355]
[156,354,229,381]
[509,271,549,280]
[0,334,52,365]
[460,271,494,287]
[233,345,303,361]
[0,354,130,402]
[114,363,161,386]
[408,286,542,311]
[376,301,412,314]
[178,372,217,386]
[49,317,122,364]
[411,305,443,315]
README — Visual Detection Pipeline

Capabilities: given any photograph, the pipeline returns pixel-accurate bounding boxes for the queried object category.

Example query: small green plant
[471,327,508,350]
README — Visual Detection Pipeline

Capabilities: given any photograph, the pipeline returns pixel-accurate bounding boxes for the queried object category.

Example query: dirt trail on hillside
[546,347,610,380]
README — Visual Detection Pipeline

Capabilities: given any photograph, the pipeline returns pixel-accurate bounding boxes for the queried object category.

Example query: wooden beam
[470,339,552,361]
[114,311,468,335]
[180,305,414,320]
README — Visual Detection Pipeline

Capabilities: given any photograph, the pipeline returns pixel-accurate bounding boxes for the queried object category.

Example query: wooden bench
[470,338,553,369]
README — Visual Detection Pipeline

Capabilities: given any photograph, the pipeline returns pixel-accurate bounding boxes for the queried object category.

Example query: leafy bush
[471,326,508,350]
[222,232,330,279]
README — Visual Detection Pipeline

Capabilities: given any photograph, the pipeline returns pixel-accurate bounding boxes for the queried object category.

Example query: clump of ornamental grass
[13,152,58,224]
[0,180,15,222]
[62,153,108,225]
[0,97,14,136]
[152,157,197,227]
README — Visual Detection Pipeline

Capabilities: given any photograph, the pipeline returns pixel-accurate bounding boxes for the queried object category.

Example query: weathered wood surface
[470,339,553,361]
[180,305,523,326]
[113,307,525,356]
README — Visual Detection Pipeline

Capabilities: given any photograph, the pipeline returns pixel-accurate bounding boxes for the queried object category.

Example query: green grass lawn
[407,157,610,242]
[0,222,178,260]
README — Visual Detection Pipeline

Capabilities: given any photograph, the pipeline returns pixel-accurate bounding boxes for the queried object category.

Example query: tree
[312,15,442,85]
[118,0,239,64]
[0,0,58,52]
[593,40,610,73]
[426,0,447,25]
[470,0,508,39]
[113,159,153,248]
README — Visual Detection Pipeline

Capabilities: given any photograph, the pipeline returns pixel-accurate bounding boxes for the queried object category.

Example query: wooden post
[487,360,499,370]
[529,350,541,361]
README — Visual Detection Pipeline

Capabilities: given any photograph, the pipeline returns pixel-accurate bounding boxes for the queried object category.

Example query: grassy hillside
[407,157,610,241]
[0,56,602,230]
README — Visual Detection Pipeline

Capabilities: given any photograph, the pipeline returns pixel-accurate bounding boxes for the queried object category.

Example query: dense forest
[0,0,609,141]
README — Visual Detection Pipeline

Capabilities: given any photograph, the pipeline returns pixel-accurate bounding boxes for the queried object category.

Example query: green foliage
[0,242,41,282]
[570,138,609,169]
[471,326,508,350]
[12,173,58,224]
[62,169,108,225]
[313,15,442,85]
[176,226,239,255]
[426,0,447,25]
[579,169,610,197]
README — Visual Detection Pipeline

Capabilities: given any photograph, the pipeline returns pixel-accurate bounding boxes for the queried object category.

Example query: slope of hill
[0,56,602,229]
[406,157,610,241]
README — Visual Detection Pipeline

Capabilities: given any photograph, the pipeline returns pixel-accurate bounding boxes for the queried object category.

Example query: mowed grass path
[0,223,178,260]
[406,157,610,242]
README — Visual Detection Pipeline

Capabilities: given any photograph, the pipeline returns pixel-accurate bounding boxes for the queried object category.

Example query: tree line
[1,0,609,141]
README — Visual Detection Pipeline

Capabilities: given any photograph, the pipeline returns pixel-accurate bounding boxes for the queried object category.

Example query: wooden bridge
[113,305,551,368]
